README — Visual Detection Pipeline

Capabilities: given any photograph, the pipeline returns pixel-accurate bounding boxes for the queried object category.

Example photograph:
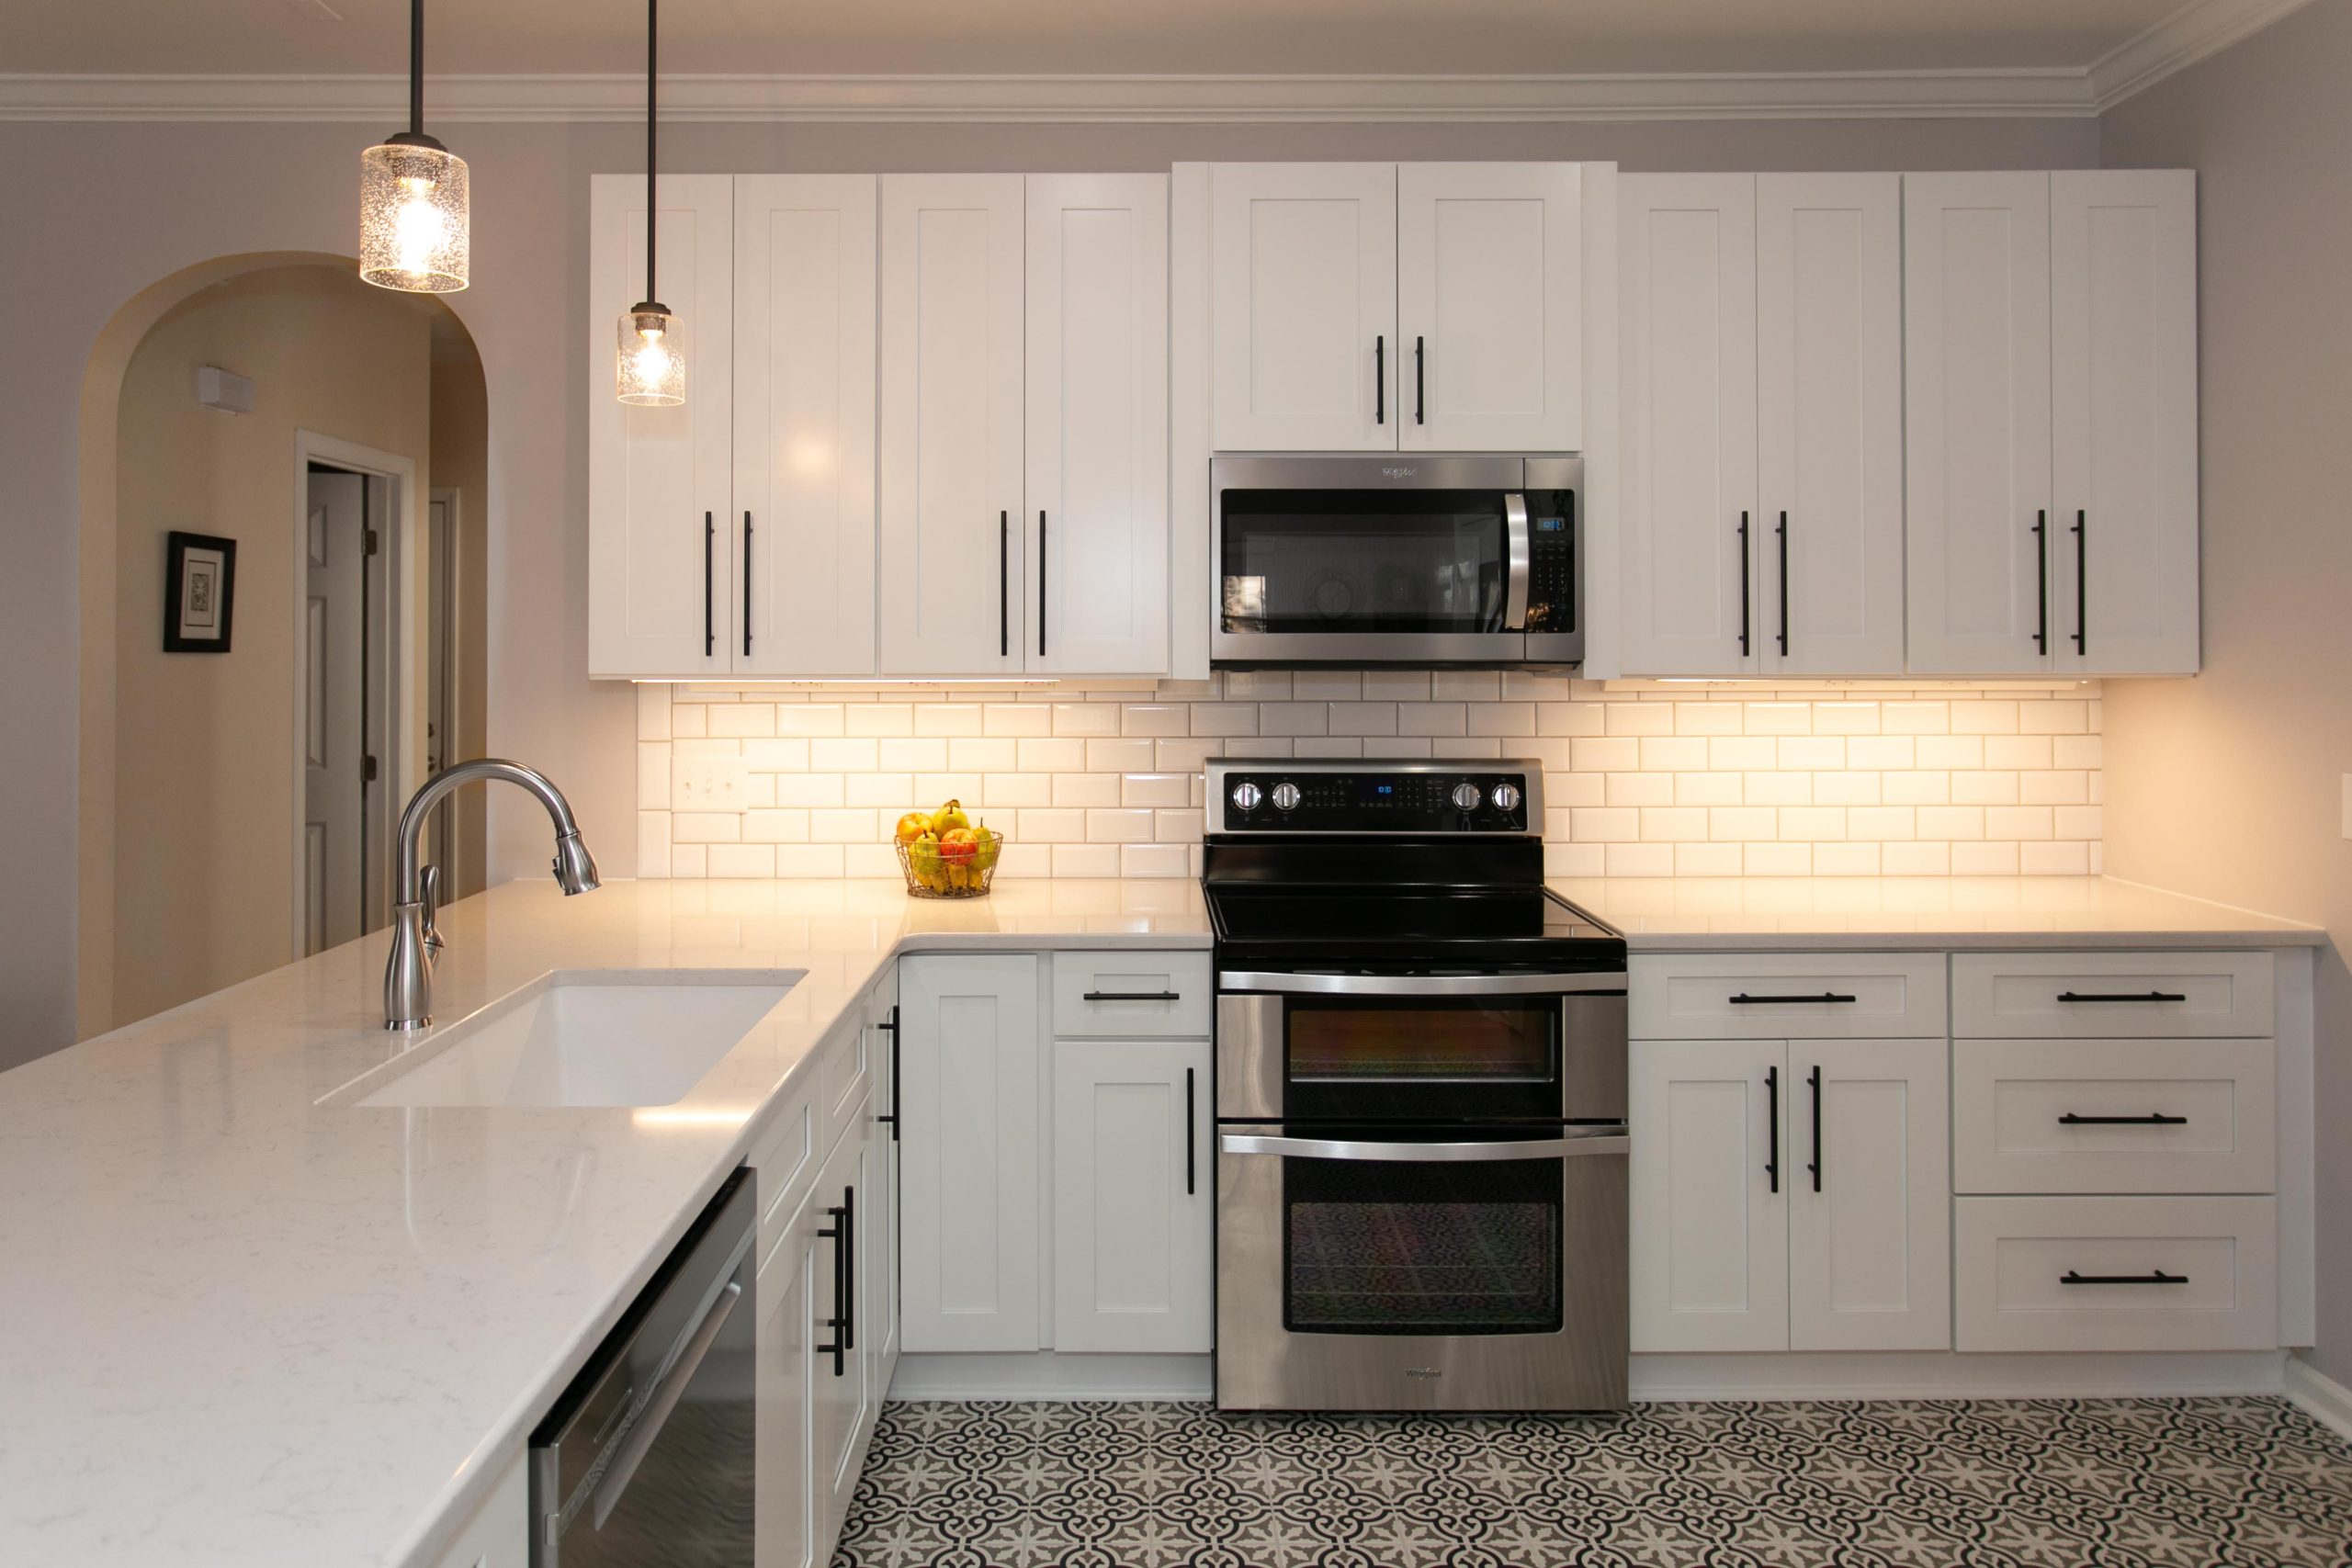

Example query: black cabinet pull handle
[2032,510,2048,654]
[876,1004,899,1142]
[1737,512,1751,658]
[2062,1269,2187,1286]
[1729,992,1858,1006]
[1184,1066,1197,1196]
[1764,1065,1780,1194]
[1414,335,1425,425]
[816,1201,848,1377]
[2059,1112,2188,1126]
[1807,1065,1822,1193]
[998,510,1009,659]
[2056,990,2188,1004]
[841,1185,855,1353]
[1082,989,1182,1003]
[1038,510,1047,659]
[703,510,715,658]
[1374,334,1385,424]
[2072,508,2086,655]
[1776,510,1790,657]
[741,512,752,658]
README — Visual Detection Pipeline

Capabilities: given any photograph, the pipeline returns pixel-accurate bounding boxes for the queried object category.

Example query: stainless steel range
[1204,758,1629,1413]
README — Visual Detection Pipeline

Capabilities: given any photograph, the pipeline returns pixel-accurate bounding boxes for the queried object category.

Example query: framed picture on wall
[164,531,236,653]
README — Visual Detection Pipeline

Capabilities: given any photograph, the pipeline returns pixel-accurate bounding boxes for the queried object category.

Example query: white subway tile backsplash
[636,680,2105,880]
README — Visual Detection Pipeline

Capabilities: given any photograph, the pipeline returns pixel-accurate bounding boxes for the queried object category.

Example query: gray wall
[2098,0,2352,1383]
[0,113,2098,1068]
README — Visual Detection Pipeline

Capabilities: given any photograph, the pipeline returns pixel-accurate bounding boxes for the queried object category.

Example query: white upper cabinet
[878,175,1028,675]
[1210,163,1397,451]
[1024,175,1170,675]
[1905,173,2055,675]
[1757,175,1905,675]
[1396,163,1582,452]
[2052,170,2199,675]
[732,175,877,677]
[589,174,735,679]
[1617,175,1759,676]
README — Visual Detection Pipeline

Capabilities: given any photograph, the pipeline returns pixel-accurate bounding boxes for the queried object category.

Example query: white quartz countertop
[0,875,1206,1568]
[1549,874,2326,949]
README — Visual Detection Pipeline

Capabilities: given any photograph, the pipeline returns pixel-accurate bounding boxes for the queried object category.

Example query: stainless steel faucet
[384,759,601,1031]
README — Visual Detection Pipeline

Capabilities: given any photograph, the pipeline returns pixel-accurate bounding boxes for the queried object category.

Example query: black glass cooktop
[1208,886,1623,970]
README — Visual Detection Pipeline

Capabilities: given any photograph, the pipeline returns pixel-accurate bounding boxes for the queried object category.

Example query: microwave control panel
[1217,769,1532,834]
[1525,489,1577,635]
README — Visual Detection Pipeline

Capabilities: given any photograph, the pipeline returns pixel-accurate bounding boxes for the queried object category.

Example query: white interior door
[2052,169,2200,676]
[1630,1037,1790,1352]
[302,468,367,955]
[733,175,878,676]
[1904,172,2052,674]
[1024,174,1170,676]
[1758,174,1905,675]
[878,175,1026,674]
[1209,163,1396,451]
[898,953,1041,1351]
[1049,1037,1213,1354]
[588,172,734,678]
[1397,162,1582,452]
[1618,175,1759,676]
[1788,1038,1951,1351]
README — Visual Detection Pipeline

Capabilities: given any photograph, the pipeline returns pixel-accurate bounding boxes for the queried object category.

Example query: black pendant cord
[643,0,659,306]
[408,0,424,137]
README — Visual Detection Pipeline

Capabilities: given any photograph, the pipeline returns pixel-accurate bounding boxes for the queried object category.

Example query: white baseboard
[1631,1350,2288,1403]
[888,1352,1214,1402]
[2283,1354,2352,1443]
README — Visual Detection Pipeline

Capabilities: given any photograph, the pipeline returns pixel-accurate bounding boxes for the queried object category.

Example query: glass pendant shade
[616,305,685,406]
[359,135,469,293]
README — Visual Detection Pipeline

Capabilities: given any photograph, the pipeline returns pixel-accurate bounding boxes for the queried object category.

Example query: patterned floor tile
[833,1397,2352,1567]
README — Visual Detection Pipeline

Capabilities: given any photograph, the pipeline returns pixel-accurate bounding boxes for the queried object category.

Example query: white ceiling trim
[2087,0,2320,108]
[0,0,2314,129]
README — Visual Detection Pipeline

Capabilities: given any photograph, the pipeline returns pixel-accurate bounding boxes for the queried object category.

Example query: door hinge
[363,754,379,784]
[364,528,380,557]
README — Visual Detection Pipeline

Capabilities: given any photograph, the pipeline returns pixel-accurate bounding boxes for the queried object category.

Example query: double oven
[1204,761,1629,1412]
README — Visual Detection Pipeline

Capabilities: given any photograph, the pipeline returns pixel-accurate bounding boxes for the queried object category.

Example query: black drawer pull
[1729,992,1858,1006]
[2059,1112,2188,1126]
[1083,989,1182,1003]
[1764,1065,1780,1195]
[2056,990,2188,1004]
[2062,1269,2188,1286]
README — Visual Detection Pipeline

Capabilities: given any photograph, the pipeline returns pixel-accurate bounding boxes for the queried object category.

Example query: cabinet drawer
[1953,1038,2275,1195]
[1953,1196,2277,1351]
[1053,951,1212,1038]
[818,1008,872,1156]
[752,1082,820,1267]
[1629,953,1945,1040]
[1951,952,2273,1038]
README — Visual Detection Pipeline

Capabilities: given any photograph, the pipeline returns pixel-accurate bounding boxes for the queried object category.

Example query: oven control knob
[1230,781,1263,812]
[1271,782,1302,812]
[1451,782,1484,813]
[1491,782,1522,812]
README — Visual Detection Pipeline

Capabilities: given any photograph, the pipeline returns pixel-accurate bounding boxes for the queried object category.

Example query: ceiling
[4,0,2202,78]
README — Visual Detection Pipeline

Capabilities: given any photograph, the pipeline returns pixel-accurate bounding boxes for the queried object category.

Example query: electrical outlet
[673,754,749,813]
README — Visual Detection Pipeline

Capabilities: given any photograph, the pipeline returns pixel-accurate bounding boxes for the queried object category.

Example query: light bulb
[616,306,685,406]
[360,139,469,293]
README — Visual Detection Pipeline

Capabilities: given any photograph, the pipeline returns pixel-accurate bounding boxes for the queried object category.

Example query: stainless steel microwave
[1211,454,1582,669]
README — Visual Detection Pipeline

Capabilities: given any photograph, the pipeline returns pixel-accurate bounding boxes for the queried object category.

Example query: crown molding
[2088,0,2320,108]
[0,70,2101,124]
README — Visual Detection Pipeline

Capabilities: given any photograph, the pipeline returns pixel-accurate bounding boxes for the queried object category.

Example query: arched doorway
[77,255,489,1035]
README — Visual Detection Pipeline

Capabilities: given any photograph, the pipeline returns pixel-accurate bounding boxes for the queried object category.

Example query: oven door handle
[1503,491,1532,631]
[1218,969,1625,998]
[1220,1127,1629,1163]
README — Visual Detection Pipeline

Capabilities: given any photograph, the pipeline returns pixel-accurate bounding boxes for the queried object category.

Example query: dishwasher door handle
[590,1277,744,1530]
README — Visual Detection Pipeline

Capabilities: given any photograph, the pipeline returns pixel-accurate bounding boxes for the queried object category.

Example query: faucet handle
[419,863,444,953]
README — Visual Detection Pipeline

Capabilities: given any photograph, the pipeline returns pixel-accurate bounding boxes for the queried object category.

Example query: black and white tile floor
[833,1398,2352,1566]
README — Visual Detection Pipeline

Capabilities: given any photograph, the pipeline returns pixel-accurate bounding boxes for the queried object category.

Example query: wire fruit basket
[897,829,1003,898]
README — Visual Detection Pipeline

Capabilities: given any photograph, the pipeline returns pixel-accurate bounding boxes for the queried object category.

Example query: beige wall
[2099,0,2352,1382]
[2,112,2100,1066]
[108,265,433,1027]
[431,353,492,897]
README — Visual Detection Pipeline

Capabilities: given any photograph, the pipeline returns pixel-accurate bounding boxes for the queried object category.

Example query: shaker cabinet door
[1629,1037,1789,1352]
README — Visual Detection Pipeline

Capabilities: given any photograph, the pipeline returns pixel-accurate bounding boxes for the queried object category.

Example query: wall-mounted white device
[194,365,254,415]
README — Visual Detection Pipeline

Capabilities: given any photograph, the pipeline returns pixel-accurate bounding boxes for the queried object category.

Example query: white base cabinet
[424,1447,526,1568]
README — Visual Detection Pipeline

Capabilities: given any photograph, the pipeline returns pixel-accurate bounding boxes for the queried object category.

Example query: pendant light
[616,0,684,406]
[359,0,469,293]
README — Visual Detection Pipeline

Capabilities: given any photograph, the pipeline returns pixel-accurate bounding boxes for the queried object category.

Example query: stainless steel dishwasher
[531,1168,755,1567]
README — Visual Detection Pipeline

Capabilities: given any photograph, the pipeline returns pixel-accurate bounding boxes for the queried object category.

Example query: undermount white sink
[351,971,797,1109]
